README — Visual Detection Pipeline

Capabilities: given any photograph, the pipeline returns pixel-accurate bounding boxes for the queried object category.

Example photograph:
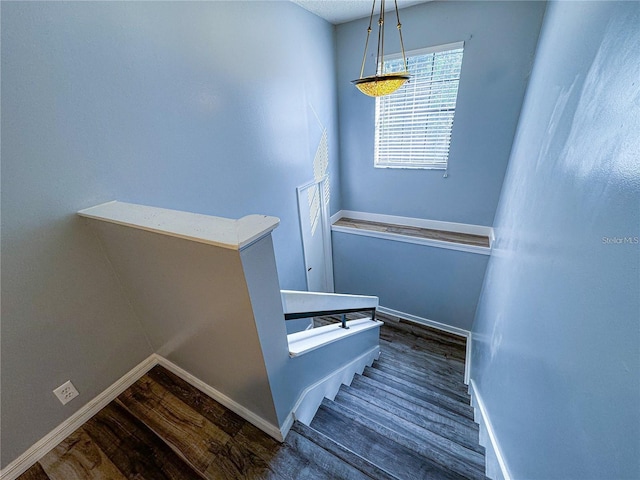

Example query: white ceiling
[290,0,432,25]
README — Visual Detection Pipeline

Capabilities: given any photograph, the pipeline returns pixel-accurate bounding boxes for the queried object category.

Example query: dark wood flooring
[333,218,490,248]
[18,312,485,479]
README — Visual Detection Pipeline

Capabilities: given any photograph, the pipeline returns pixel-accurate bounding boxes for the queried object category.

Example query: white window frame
[374,41,465,170]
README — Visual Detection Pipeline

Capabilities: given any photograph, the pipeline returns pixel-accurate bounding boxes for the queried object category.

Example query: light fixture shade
[352,73,410,97]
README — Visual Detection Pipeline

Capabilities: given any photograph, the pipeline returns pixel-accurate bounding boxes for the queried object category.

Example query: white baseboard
[0,354,159,480]
[155,357,284,442]
[468,380,511,480]
[1,353,287,480]
[377,306,470,338]
[465,333,472,385]
[377,306,472,385]
[291,346,380,425]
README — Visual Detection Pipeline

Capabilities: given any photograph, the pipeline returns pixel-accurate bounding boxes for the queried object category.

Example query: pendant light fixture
[352,0,410,97]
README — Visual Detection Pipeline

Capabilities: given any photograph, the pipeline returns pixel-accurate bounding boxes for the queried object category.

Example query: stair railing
[281,290,378,329]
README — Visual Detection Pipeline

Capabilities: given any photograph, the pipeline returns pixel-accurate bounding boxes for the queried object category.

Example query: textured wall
[333,233,489,330]
[336,1,546,225]
[1,1,338,467]
[470,2,640,478]
[332,1,545,328]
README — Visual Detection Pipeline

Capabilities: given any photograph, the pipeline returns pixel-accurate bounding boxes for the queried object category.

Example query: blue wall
[1,1,338,467]
[336,1,546,225]
[333,234,489,330]
[332,1,545,328]
[471,2,640,478]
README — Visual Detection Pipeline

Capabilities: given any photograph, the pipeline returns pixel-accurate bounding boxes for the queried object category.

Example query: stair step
[377,313,468,350]
[380,348,465,387]
[283,428,377,480]
[340,381,482,454]
[363,367,475,420]
[350,375,478,431]
[380,327,466,363]
[291,421,399,480]
[310,402,467,480]
[377,349,465,384]
[330,392,486,479]
[371,360,470,403]
[380,338,466,374]
[351,375,479,431]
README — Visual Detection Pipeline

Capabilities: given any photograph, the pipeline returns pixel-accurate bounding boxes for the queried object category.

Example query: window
[375,42,464,170]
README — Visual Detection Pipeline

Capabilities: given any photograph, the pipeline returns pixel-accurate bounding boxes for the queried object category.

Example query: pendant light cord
[359,0,377,79]
[394,0,408,73]
[376,0,385,76]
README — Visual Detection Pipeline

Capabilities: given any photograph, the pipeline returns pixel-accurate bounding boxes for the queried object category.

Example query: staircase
[292,312,487,480]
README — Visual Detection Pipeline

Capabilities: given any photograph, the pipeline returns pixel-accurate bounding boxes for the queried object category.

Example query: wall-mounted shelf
[331,210,493,255]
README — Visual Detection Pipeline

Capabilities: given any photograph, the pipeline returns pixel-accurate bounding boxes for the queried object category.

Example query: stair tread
[363,367,475,419]
[379,338,466,373]
[291,422,400,480]
[380,328,466,363]
[372,360,470,402]
[311,402,467,480]
[326,395,486,479]
[377,313,468,349]
[378,348,466,380]
[352,373,478,429]
[340,381,482,453]
[377,349,465,383]
[283,429,378,480]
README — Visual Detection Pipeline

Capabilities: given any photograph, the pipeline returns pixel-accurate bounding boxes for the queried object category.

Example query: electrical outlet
[53,380,79,405]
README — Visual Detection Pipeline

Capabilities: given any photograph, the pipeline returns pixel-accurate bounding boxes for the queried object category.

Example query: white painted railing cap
[78,201,280,250]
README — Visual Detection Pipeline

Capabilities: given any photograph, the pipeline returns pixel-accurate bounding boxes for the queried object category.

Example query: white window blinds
[375,42,464,170]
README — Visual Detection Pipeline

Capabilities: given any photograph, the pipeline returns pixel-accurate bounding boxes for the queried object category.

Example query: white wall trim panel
[469,380,511,480]
[291,345,380,425]
[0,354,159,480]
[330,210,493,255]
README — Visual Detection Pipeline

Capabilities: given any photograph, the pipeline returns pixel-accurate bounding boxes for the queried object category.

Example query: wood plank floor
[333,218,490,248]
[18,312,485,480]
